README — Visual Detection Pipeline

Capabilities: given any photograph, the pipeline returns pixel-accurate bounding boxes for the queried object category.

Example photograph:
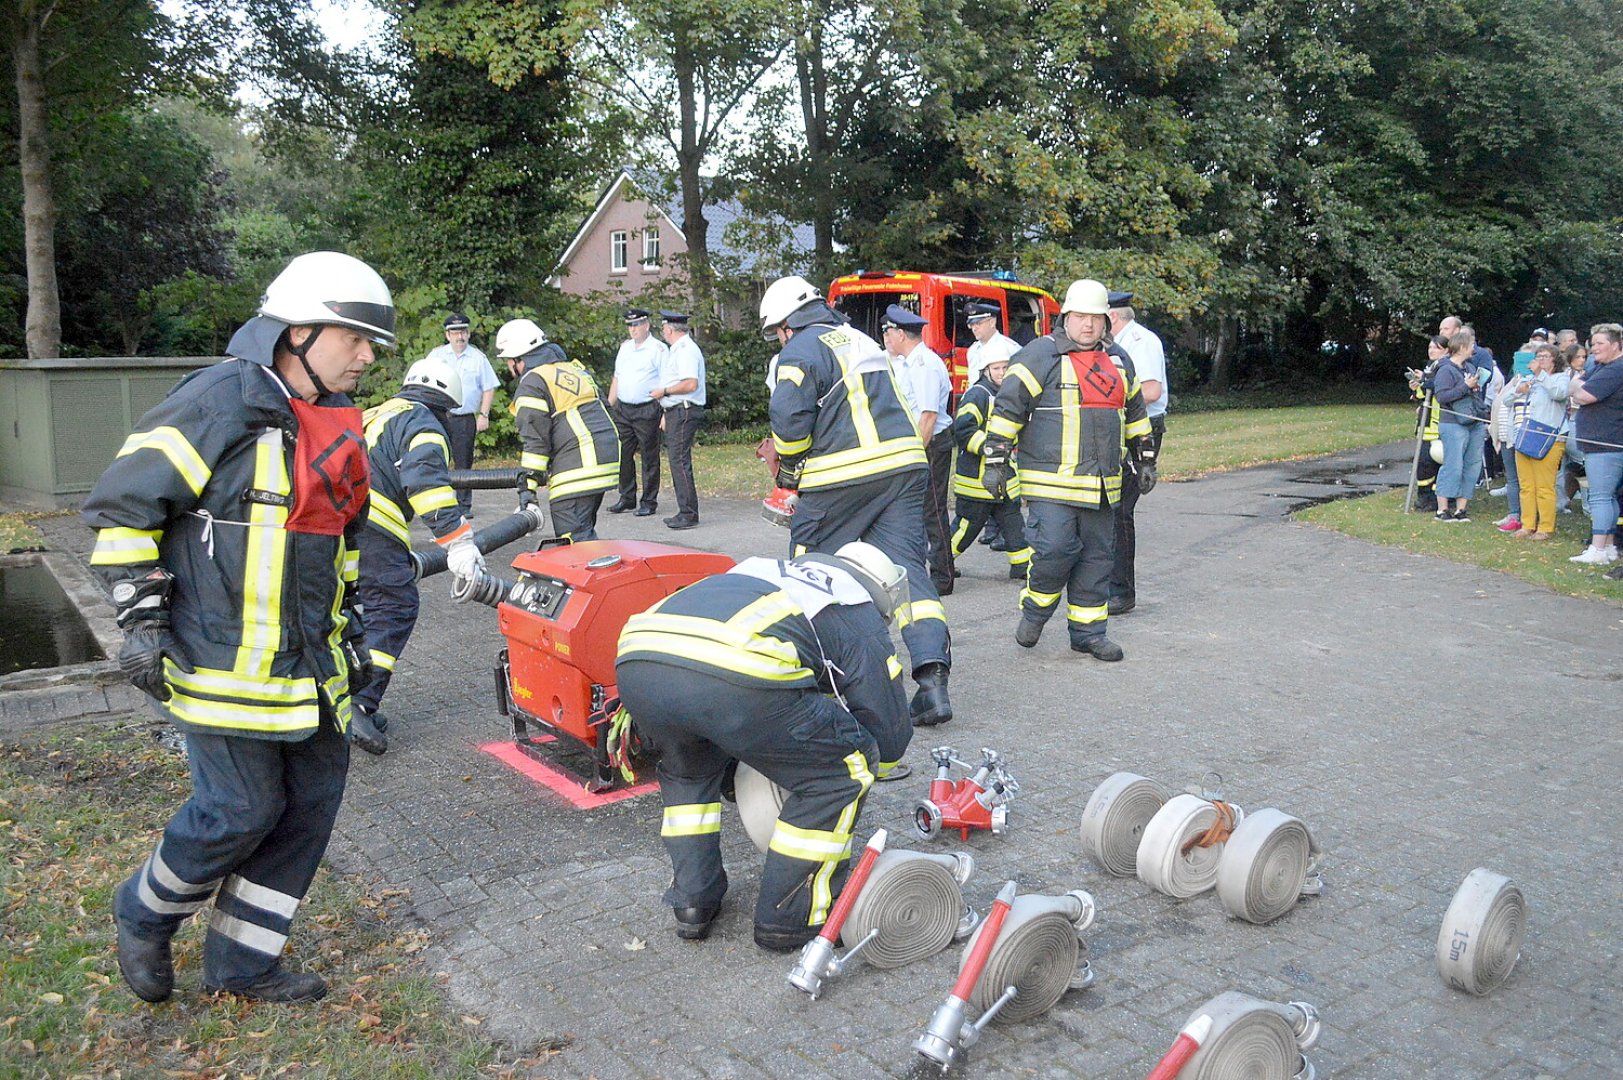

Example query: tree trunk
[15,3,62,359]
[671,29,710,305]
[1209,314,1236,390]
[796,18,834,279]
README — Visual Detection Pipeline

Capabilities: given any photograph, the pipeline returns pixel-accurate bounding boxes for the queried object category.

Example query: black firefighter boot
[115,917,174,1003]
[349,707,388,756]
[909,663,952,727]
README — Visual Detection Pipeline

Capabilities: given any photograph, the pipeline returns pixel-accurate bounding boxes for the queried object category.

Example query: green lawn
[1,513,47,553]
[0,720,563,1080]
[1298,488,1623,603]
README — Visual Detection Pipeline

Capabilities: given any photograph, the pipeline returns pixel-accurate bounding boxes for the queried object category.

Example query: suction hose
[409,507,545,581]
[961,890,1097,1024]
[446,467,524,490]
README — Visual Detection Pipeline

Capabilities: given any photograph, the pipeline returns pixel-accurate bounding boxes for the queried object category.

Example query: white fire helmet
[834,541,909,625]
[759,275,822,336]
[402,355,464,409]
[1060,279,1111,317]
[495,318,548,359]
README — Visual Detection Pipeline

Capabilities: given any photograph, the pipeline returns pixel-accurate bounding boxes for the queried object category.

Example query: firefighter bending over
[615,543,912,951]
[498,318,621,541]
[348,355,486,753]
[761,275,953,726]
[982,279,1155,661]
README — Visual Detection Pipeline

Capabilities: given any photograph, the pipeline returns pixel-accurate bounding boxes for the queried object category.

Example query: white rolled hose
[1137,794,1245,899]
[1436,867,1527,995]
[842,849,977,969]
[734,762,789,854]
[1216,808,1322,924]
[1080,771,1168,877]
[961,890,1097,1024]
[1177,991,1319,1080]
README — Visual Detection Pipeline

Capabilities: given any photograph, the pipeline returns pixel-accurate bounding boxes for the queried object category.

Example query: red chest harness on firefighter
[1065,350,1124,410]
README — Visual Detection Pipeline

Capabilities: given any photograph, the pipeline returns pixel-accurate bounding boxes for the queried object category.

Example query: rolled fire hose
[735,761,789,854]
[1215,809,1322,925]
[409,506,546,581]
[1081,772,1169,877]
[1176,991,1320,1080]
[961,890,1097,1024]
[446,467,523,490]
[842,850,978,969]
[1436,867,1527,996]
[1137,794,1245,899]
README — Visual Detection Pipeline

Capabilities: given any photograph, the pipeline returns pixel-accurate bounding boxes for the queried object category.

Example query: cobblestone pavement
[40,445,1623,1078]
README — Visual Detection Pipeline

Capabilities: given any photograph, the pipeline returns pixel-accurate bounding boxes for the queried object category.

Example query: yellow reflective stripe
[662,803,723,837]
[169,664,317,702]
[117,426,211,496]
[520,451,551,472]
[549,463,619,498]
[235,429,288,677]
[408,430,450,459]
[1068,603,1108,624]
[966,430,987,454]
[957,401,985,424]
[618,626,811,682]
[886,655,902,679]
[369,649,397,672]
[565,409,598,470]
[907,599,946,625]
[1022,586,1061,609]
[1059,364,1081,475]
[1009,364,1041,396]
[362,398,413,447]
[367,492,411,545]
[1007,546,1033,565]
[800,438,927,488]
[810,750,875,924]
[774,432,813,456]
[986,415,1023,440]
[1125,416,1152,439]
[343,546,359,584]
[91,527,162,565]
[408,485,457,515]
[770,820,853,862]
[514,394,550,413]
[165,664,320,734]
[777,365,805,386]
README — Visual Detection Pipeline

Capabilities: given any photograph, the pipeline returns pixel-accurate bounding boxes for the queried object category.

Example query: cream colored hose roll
[1137,794,1244,899]
[1080,771,1168,877]
[1436,867,1527,995]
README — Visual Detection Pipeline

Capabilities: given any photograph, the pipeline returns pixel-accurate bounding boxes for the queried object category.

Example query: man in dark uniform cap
[655,310,707,529]
[882,304,955,594]
[608,308,667,516]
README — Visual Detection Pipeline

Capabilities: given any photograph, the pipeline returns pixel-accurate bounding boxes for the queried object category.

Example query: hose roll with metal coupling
[1177,991,1320,1080]
[1215,808,1322,924]
[961,890,1097,1024]
[1080,771,1169,877]
[842,850,980,969]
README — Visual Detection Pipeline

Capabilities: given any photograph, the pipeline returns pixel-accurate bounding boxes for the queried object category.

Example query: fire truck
[826,270,1061,394]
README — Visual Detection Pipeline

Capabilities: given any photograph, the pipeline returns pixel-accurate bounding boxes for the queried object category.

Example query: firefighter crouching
[82,251,393,1004]
[615,543,912,951]
[498,318,621,541]
[982,278,1156,661]
[949,347,1034,580]
[761,275,953,726]
[349,355,486,753]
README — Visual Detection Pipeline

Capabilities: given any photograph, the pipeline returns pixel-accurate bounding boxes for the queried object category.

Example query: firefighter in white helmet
[497,318,621,541]
[760,275,954,726]
[348,354,485,754]
[615,542,912,950]
[83,251,392,1004]
[981,279,1154,661]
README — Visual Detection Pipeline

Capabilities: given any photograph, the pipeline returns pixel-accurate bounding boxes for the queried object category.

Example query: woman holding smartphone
[1509,343,1570,539]
[1431,332,1487,522]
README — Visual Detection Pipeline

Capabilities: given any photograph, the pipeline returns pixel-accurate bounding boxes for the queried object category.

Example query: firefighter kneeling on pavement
[983,278,1156,661]
[614,543,912,951]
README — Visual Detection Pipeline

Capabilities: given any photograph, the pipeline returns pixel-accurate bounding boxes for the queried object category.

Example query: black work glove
[982,440,1014,502]
[775,457,803,492]
[1132,440,1158,495]
[118,621,192,702]
[340,606,373,695]
[516,486,538,512]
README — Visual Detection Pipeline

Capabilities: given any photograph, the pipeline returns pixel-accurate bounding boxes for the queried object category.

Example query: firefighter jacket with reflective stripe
[82,359,363,741]
[769,305,928,491]
[987,333,1152,508]
[617,566,910,766]
[513,358,621,499]
[952,376,1021,501]
[1415,363,1442,440]
[361,395,464,548]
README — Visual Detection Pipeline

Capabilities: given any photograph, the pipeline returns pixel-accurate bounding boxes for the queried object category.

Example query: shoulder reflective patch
[818,329,853,349]
[777,365,805,386]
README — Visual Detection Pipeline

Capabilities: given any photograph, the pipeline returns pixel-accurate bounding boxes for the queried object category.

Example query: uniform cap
[444,312,471,331]
[660,310,691,326]
[624,308,651,325]
[1107,291,1134,308]
[881,304,927,333]
[965,302,999,322]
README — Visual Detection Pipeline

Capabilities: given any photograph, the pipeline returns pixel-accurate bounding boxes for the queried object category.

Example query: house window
[642,228,661,270]
[610,230,628,273]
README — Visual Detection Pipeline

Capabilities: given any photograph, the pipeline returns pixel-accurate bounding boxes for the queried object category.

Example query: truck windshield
[831,290,918,342]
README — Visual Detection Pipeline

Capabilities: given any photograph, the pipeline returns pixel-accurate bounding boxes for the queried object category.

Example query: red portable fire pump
[465,538,734,790]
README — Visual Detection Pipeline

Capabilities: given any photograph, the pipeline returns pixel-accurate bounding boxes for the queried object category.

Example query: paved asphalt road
[117,442,1623,1079]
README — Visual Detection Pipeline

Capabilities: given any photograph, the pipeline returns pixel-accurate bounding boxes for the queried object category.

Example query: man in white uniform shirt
[428,311,499,518]
[882,304,956,594]
[1107,292,1167,615]
[654,310,707,530]
[608,308,669,517]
